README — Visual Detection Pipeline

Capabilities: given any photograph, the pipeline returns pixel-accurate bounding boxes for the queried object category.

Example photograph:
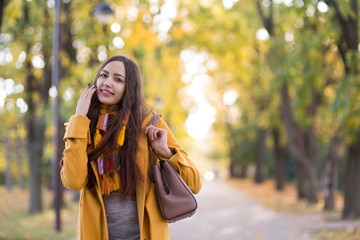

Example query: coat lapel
[136,114,152,238]
[90,161,103,201]
[90,161,108,239]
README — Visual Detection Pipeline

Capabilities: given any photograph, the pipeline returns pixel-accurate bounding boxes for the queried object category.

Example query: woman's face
[96,61,126,106]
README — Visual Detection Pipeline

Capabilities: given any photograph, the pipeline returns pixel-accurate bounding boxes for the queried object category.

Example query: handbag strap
[149,113,161,128]
[147,113,161,181]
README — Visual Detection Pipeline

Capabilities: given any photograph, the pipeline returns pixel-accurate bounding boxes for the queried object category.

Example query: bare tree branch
[256,0,274,36]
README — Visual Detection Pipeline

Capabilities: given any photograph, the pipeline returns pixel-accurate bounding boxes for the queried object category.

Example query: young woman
[60,55,202,240]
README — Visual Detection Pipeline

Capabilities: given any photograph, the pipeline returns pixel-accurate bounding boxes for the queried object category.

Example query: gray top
[103,191,140,240]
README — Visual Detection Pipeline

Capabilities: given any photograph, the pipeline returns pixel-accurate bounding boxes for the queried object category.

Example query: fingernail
[87,83,90,86]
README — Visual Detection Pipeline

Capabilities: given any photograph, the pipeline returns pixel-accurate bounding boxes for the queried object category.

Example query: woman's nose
[103,77,112,87]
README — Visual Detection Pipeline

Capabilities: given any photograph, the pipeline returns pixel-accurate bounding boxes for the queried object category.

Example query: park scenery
[0,0,359,239]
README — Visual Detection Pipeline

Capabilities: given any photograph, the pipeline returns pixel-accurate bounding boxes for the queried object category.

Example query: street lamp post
[51,0,61,232]
[50,1,114,232]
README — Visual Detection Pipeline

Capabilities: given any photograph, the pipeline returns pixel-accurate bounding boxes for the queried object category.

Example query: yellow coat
[61,114,202,240]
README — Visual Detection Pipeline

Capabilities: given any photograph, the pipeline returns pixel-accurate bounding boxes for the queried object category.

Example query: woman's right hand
[75,84,97,116]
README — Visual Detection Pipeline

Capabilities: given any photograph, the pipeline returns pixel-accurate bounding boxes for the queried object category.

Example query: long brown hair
[86,55,148,197]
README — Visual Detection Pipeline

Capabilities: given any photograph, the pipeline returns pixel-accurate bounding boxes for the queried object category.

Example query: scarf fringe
[94,129,102,147]
[100,172,121,195]
[117,125,126,146]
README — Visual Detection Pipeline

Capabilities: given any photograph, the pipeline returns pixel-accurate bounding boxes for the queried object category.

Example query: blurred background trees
[0,0,359,221]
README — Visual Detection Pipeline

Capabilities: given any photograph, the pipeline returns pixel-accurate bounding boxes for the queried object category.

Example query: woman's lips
[100,89,113,96]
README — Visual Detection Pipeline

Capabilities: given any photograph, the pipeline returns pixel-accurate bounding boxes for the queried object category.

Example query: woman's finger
[80,83,92,97]
[145,125,151,134]
[154,128,165,141]
[84,85,96,99]
[146,125,167,143]
[156,128,166,140]
[81,86,96,102]
[146,125,157,141]
[75,84,96,116]
[152,128,158,140]
[155,128,163,140]
[149,126,156,141]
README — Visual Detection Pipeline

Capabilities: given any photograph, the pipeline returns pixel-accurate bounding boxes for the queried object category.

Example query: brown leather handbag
[147,114,198,223]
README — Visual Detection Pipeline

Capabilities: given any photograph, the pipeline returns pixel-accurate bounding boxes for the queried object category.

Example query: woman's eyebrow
[101,70,125,79]
[114,73,125,79]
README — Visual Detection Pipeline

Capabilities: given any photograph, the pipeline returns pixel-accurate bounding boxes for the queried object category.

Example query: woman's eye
[116,78,124,82]
[100,73,106,77]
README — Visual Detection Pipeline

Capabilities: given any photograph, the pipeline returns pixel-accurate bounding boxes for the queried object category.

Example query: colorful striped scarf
[94,105,129,195]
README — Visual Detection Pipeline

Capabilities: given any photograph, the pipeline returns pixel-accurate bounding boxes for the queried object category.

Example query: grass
[228,178,360,240]
[0,186,78,240]
[310,228,360,240]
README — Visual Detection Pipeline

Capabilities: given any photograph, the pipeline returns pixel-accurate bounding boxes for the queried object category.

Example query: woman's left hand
[145,125,173,159]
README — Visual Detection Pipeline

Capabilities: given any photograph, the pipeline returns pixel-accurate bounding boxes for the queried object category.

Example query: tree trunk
[23,0,54,213]
[280,82,318,203]
[25,57,46,213]
[323,134,341,210]
[296,163,306,199]
[325,0,359,219]
[0,0,9,33]
[256,0,319,200]
[15,136,25,189]
[229,161,235,178]
[296,161,318,202]
[272,127,287,191]
[0,0,4,32]
[20,0,42,214]
[275,154,287,191]
[4,136,12,191]
[303,166,318,203]
[240,163,248,179]
[343,133,360,219]
[26,115,46,213]
[254,128,268,183]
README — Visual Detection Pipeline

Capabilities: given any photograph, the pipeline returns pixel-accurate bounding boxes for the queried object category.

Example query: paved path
[169,180,315,240]
[67,180,359,240]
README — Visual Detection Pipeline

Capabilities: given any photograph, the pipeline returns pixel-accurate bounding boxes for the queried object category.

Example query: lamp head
[93,2,114,24]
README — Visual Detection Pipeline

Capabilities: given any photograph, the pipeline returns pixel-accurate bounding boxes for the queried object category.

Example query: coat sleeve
[157,117,202,194]
[60,114,91,191]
